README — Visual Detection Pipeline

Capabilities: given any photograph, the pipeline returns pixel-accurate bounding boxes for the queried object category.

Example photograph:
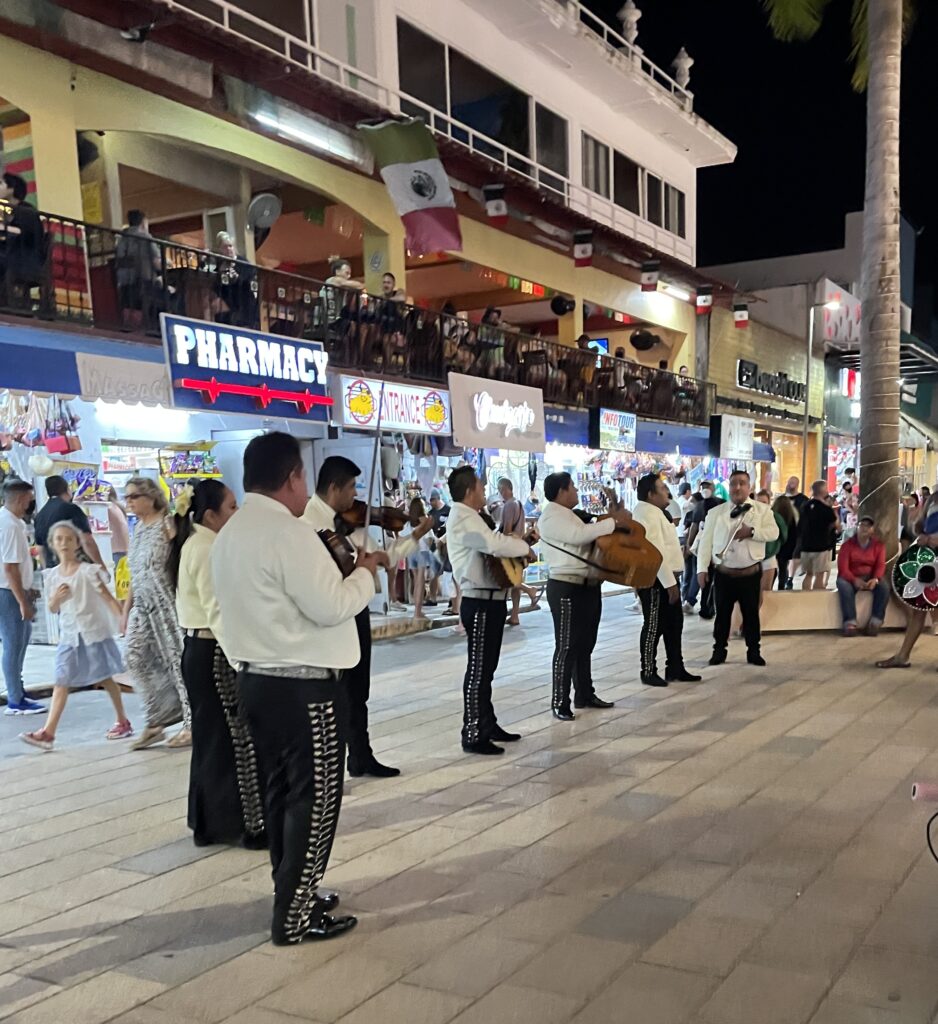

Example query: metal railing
[157,0,692,257]
[0,210,713,426]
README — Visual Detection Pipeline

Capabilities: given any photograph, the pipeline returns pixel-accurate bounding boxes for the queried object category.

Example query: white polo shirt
[0,507,34,591]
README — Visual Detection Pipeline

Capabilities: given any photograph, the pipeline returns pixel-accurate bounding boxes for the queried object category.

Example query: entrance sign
[161,314,332,419]
[737,359,806,404]
[448,373,545,452]
[333,375,450,435]
[592,408,637,452]
[709,414,755,461]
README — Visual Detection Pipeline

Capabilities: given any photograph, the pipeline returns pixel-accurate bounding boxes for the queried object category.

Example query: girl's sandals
[106,720,134,741]
[875,656,911,669]
[20,730,54,751]
[166,728,192,748]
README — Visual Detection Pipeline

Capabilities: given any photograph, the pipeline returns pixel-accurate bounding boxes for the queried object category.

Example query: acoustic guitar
[480,512,535,589]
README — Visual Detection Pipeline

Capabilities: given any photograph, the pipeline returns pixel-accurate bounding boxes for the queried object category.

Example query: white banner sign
[448,373,546,452]
[76,353,171,406]
[714,413,754,461]
[333,376,450,435]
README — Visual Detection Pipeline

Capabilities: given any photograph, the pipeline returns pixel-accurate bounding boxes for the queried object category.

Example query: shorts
[800,550,831,575]
[761,557,776,573]
[407,550,433,572]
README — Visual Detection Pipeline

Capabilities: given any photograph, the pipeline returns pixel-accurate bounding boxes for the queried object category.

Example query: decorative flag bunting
[733,303,750,328]
[482,184,508,227]
[695,286,713,316]
[640,260,660,292]
[357,118,462,256]
[573,229,594,267]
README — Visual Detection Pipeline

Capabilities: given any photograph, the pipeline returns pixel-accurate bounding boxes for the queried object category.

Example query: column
[29,108,83,219]
[362,223,406,294]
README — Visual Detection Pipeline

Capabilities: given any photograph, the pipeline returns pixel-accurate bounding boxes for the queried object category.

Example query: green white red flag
[358,118,462,255]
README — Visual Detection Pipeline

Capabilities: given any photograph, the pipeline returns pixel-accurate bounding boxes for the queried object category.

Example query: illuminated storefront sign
[448,373,545,452]
[161,314,332,419]
[333,376,450,435]
[592,408,637,452]
[736,359,806,404]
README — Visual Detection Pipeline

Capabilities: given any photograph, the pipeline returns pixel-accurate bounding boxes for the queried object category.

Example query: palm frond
[849,0,916,92]
[761,0,833,41]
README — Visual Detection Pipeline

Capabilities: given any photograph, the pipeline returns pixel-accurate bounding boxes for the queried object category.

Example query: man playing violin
[537,472,629,718]
[697,469,779,667]
[446,466,536,755]
[305,456,432,778]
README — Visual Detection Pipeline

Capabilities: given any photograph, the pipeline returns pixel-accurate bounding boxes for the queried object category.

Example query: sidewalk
[1,602,937,1024]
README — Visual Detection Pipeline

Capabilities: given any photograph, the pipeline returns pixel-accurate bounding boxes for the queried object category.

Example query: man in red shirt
[836,516,888,636]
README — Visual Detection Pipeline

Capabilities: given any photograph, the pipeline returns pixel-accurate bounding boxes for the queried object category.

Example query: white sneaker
[683,602,696,614]
[389,601,407,612]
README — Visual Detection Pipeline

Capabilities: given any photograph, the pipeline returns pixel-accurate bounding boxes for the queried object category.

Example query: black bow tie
[730,503,752,519]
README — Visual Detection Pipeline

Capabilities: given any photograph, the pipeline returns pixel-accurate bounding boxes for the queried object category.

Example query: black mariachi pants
[712,568,762,655]
[182,636,265,847]
[638,580,685,676]
[460,596,507,745]
[546,580,602,710]
[239,671,346,944]
[344,608,374,769]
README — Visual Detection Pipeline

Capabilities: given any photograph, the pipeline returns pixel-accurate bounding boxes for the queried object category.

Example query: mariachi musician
[446,465,536,756]
[304,456,432,778]
[537,472,631,719]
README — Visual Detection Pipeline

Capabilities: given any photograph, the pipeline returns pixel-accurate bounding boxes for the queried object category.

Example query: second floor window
[665,183,686,238]
[582,134,610,198]
[397,20,446,113]
[613,151,639,214]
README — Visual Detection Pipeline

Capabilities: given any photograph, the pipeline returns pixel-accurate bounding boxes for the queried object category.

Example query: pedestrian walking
[120,476,190,749]
[20,522,131,750]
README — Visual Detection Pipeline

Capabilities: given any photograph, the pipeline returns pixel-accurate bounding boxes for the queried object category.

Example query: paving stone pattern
[2,602,938,1023]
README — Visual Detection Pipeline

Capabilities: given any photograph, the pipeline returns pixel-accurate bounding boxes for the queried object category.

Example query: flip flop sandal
[875,659,911,669]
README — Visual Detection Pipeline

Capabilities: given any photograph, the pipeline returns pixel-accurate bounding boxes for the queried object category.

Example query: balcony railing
[0,209,713,426]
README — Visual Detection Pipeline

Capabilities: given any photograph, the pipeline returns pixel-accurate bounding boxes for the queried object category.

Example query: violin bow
[362,379,386,535]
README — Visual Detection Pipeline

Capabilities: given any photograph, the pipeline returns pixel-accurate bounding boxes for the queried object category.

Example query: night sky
[586,0,938,306]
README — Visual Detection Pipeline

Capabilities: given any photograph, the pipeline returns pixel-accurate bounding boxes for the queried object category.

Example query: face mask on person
[701,488,713,499]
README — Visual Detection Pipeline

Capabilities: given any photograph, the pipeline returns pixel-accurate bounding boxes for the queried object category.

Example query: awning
[0,322,167,406]
[835,335,938,380]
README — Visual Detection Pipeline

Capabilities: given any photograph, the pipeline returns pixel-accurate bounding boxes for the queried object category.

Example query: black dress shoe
[490,725,522,742]
[640,673,668,687]
[348,759,401,778]
[462,740,505,755]
[319,891,340,911]
[665,668,702,682]
[574,696,615,709]
[747,652,767,666]
[708,650,727,666]
[272,913,357,945]
[242,831,269,851]
[551,707,575,721]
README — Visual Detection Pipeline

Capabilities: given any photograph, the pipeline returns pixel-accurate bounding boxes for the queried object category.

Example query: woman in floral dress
[120,476,191,749]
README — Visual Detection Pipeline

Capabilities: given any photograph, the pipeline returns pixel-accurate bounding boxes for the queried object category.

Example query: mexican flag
[358,118,462,256]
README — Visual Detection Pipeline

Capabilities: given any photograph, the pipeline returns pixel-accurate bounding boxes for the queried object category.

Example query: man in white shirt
[446,466,535,755]
[212,433,385,946]
[697,468,779,667]
[632,474,702,687]
[304,455,431,779]
[537,472,629,718]
[1,478,46,715]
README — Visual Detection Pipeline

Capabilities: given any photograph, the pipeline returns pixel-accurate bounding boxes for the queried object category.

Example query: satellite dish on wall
[630,329,659,352]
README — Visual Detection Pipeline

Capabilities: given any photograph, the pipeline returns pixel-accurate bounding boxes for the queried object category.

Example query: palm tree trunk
[858,0,902,555]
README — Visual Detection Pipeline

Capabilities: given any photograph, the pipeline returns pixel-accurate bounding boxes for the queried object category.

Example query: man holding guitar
[538,472,629,719]
[446,466,537,755]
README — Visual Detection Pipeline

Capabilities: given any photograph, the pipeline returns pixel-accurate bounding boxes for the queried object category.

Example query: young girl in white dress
[20,521,132,751]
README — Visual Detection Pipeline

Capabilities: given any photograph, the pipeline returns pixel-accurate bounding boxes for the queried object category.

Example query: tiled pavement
[2,601,938,1023]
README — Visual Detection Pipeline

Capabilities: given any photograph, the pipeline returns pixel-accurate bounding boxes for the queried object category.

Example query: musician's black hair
[243,431,303,493]
[167,478,229,590]
[448,466,477,503]
[127,209,146,227]
[316,456,361,496]
[544,472,572,502]
[729,468,750,480]
[636,473,660,502]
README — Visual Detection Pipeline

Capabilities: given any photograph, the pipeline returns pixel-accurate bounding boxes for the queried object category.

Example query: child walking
[20,521,132,751]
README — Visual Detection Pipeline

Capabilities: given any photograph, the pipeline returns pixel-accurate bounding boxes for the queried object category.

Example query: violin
[338,499,408,534]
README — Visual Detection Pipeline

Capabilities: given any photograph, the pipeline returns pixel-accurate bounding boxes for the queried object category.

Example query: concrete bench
[761,588,908,632]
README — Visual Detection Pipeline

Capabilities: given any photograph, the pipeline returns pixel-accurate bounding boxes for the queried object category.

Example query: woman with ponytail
[171,479,265,849]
